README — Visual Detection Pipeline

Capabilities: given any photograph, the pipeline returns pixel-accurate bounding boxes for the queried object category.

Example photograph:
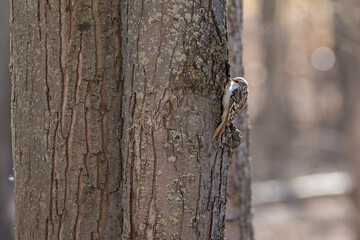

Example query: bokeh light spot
[311,47,336,71]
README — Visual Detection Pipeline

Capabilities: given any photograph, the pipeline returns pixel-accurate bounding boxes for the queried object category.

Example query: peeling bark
[11,0,233,239]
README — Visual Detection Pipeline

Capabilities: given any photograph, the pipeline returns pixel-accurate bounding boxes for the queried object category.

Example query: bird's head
[232,77,248,87]
[232,77,249,101]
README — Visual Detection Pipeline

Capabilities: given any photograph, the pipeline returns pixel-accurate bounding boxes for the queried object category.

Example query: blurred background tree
[226,1,254,240]
[245,0,355,239]
[0,0,13,239]
[333,0,360,238]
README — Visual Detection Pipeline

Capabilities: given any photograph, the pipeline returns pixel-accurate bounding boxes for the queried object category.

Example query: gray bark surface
[225,0,254,239]
[11,0,234,239]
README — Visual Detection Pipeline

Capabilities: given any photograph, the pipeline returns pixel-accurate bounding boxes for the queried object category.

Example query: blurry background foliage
[1,0,359,239]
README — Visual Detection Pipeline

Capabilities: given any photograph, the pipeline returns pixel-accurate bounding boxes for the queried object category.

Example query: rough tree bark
[10,0,239,239]
[225,0,254,240]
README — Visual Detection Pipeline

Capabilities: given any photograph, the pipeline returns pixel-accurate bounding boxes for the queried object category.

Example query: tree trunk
[333,0,360,237]
[0,0,13,239]
[10,0,236,239]
[252,0,293,179]
[226,0,254,240]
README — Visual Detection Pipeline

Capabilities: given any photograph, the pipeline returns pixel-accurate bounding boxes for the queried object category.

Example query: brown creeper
[212,77,248,142]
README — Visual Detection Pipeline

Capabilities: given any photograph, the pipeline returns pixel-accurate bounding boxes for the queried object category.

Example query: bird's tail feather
[212,110,230,142]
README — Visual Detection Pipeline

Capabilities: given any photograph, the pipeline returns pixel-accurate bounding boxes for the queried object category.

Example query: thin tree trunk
[333,1,360,237]
[0,0,13,238]
[11,0,237,239]
[254,0,293,179]
[226,0,254,239]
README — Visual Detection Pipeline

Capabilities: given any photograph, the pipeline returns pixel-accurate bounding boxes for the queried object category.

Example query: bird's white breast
[222,81,239,108]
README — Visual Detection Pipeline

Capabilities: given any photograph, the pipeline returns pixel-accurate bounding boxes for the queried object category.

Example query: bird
[212,77,248,142]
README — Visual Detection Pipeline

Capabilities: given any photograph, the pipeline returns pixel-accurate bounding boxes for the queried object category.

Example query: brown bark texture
[225,0,254,239]
[10,0,237,239]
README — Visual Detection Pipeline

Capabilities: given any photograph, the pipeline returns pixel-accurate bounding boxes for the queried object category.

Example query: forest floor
[253,195,355,240]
